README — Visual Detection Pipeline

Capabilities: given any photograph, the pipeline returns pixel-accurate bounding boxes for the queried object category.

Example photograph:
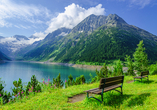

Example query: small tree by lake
[133,40,148,73]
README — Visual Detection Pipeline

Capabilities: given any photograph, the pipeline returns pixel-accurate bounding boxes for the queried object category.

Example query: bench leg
[101,94,103,102]
[121,87,123,95]
[87,92,89,98]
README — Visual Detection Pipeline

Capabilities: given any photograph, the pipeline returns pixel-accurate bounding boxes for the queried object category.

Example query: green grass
[1,75,157,110]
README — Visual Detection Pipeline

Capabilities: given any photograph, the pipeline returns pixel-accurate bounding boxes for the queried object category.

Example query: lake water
[0,61,96,93]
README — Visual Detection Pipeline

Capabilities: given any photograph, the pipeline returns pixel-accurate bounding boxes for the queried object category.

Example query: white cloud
[45,3,105,34]
[130,0,151,8]
[118,0,151,8]
[0,0,51,27]
[33,32,47,40]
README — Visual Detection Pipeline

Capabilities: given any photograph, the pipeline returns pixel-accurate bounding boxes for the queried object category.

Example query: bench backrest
[99,76,124,89]
[141,71,149,76]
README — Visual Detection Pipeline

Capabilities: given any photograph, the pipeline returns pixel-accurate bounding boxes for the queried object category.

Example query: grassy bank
[0,75,157,110]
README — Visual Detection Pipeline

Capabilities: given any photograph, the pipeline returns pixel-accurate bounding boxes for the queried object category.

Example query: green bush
[113,60,123,76]
[75,75,86,85]
[149,63,157,75]
[53,73,64,88]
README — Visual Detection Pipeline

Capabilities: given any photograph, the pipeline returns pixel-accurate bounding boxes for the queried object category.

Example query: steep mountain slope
[23,15,119,61]
[0,51,11,61]
[23,14,157,63]
[22,28,71,61]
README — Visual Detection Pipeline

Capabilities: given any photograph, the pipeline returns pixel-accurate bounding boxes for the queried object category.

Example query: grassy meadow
[0,75,157,110]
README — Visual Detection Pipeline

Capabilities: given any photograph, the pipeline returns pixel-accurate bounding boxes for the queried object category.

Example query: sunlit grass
[1,75,157,110]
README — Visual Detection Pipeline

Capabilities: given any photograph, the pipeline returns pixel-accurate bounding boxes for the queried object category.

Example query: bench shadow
[127,93,150,107]
[134,80,154,84]
[102,93,132,107]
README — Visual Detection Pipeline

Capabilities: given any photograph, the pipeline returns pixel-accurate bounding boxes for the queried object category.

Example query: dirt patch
[68,94,87,103]
[127,80,134,83]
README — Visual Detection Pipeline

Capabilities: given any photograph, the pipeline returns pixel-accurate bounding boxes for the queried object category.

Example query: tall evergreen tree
[133,40,148,73]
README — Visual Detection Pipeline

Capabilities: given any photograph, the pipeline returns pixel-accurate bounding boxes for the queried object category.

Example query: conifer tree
[133,40,148,73]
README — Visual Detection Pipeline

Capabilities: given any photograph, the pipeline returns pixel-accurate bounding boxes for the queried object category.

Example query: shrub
[75,75,86,85]
[149,63,157,75]
[53,73,64,88]
[0,79,11,104]
[113,60,123,76]
[96,63,109,80]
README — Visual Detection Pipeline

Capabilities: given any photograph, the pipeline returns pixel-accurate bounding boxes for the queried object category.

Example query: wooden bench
[84,76,124,103]
[134,71,149,82]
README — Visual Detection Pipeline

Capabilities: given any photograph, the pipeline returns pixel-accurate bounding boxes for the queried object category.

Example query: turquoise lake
[0,61,96,93]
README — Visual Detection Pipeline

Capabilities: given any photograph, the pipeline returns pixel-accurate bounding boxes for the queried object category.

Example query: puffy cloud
[45,3,105,34]
[33,32,47,40]
[0,0,51,27]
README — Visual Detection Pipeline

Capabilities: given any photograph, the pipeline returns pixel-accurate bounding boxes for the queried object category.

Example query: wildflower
[35,91,37,92]
[51,86,52,88]
[48,79,50,82]
[0,94,1,96]
[26,96,28,98]
[21,91,24,94]
[38,90,40,92]
[18,92,20,95]
[19,98,21,100]
[31,86,33,89]
[15,94,17,97]
[65,80,67,83]
[43,81,45,83]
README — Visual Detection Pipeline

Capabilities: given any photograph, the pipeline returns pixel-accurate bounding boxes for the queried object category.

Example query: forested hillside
[22,14,157,63]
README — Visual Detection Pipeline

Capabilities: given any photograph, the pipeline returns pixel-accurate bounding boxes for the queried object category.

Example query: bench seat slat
[134,76,147,79]
[84,84,121,94]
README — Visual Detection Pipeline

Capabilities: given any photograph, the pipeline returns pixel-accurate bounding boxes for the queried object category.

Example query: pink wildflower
[31,86,33,89]
[21,91,23,94]
[38,90,40,92]
[48,79,50,82]
[15,94,17,97]
[0,94,1,96]
[18,92,20,95]
[65,80,67,83]
[51,86,52,88]
[43,81,45,83]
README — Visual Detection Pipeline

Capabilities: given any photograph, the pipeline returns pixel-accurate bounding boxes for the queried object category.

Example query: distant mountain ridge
[1,14,157,63]
[22,14,157,63]
[0,35,44,59]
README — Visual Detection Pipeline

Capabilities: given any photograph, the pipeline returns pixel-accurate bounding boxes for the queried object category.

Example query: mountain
[0,35,44,59]
[0,51,10,61]
[13,35,29,41]
[21,14,157,63]
[21,28,71,61]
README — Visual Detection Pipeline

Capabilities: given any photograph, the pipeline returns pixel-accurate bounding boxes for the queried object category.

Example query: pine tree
[133,40,148,73]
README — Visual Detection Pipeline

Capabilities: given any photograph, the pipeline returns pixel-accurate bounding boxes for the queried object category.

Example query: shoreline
[11,60,128,72]
[19,61,103,70]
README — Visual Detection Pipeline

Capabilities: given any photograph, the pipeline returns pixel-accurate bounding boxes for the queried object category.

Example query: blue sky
[0,0,157,38]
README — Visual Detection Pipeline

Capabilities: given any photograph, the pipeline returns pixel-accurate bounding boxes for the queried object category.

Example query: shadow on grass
[134,80,154,84]
[127,93,150,107]
[102,93,132,107]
